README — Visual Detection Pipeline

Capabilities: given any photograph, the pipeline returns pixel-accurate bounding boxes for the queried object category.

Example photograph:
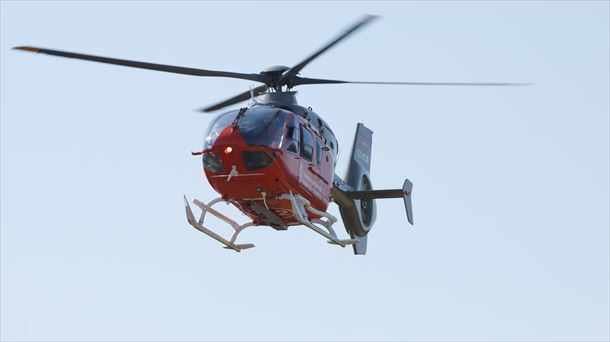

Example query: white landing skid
[184,192,357,252]
[184,196,256,252]
[278,191,358,248]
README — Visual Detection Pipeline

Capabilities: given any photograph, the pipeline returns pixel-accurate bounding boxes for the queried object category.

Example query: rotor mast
[254,65,298,106]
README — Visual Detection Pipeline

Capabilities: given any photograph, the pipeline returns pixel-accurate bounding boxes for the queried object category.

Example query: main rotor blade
[279,15,379,86]
[200,85,268,113]
[292,76,530,86]
[13,46,264,83]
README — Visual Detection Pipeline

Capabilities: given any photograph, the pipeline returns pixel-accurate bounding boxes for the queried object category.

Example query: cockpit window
[315,139,322,164]
[238,108,287,148]
[204,110,238,149]
[285,117,299,154]
[300,125,314,161]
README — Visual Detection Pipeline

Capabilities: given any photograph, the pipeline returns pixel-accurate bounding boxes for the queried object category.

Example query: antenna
[249,85,262,106]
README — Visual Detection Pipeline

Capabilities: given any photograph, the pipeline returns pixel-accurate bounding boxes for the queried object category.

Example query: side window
[285,118,299,154]
[315,139,322,164]
[300,125,314,161]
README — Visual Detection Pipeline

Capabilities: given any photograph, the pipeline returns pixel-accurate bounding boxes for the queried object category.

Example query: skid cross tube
[184,195,256,252]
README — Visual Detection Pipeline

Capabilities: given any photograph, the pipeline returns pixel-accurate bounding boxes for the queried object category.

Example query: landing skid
[279,191,358,248]
[184,196,256,252]
[184,192,357,252]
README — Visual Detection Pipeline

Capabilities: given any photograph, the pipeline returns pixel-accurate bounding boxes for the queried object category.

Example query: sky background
[1,1,609,341]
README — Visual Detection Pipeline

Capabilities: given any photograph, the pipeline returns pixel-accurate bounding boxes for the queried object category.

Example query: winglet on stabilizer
[402,179,414,225]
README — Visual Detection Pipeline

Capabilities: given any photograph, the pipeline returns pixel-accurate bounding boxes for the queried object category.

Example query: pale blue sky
[1,1,609,341]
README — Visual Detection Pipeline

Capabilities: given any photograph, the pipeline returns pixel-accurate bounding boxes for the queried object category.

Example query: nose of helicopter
[203,125,279,175]
[200,106,288,198]
[201,125,283,200]
[208,126,247,171]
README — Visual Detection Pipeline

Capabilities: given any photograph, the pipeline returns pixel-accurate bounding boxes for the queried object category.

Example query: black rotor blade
[292,76,530,86]
[279,15,378,86]
[200,85,268,113]
[13,46,264,83]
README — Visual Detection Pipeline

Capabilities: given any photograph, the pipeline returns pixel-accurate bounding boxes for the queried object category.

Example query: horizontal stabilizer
[347,189,403,199]
[341,178,414,225]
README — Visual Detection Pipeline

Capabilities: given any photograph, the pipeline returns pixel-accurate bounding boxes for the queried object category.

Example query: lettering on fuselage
[298,163,324,199]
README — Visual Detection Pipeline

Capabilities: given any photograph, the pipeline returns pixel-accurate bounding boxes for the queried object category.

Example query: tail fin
[332,123,414,255]
[334,123,376,254]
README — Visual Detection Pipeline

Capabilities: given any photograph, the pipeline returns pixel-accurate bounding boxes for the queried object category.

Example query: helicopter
[14,15,524,254]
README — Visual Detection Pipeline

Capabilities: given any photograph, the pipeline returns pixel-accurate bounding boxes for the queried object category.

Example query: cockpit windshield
[203,107,287,149]
[237,107,287,148]
[203,110,238,149]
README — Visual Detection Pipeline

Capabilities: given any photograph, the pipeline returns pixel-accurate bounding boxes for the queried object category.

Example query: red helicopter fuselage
[200,104,338,228]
